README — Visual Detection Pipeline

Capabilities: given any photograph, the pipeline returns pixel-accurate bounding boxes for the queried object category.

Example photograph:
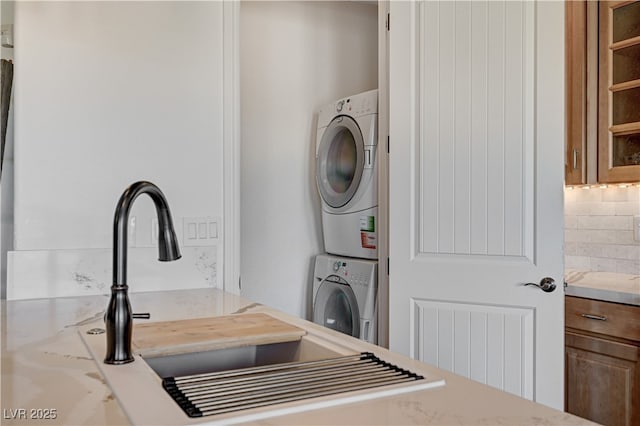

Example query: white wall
[240,1,378,318]
[8,1,237,298]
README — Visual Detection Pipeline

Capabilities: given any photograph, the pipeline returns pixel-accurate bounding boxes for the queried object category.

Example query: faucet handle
[132,313,151,319]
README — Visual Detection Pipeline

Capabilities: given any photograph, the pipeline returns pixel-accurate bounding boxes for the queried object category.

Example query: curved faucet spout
[113,181,182,286]
[105,181,181,365]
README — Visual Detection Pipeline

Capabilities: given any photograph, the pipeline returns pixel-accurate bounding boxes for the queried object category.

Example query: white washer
[316,89,378,260]
[312,254,377,344]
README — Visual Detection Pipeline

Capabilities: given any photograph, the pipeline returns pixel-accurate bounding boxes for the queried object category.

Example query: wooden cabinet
[566,1,593,185]
[599,1,640,182]
[566,1,640,184]
[566,333,639,426]
[565,296,640,426]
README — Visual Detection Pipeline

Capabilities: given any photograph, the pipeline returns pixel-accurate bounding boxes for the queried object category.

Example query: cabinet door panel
[566,0,587,185]
[566,332,639,426]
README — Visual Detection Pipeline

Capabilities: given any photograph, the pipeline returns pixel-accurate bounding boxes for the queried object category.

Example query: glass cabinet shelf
[599,0,640,182]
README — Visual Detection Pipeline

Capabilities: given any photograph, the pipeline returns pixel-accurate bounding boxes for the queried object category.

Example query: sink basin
[143,338,342,378]
[80,313,446,425]
[142,337,435,419]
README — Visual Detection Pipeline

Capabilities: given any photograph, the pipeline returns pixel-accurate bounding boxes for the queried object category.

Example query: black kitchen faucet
[104,181,181,364]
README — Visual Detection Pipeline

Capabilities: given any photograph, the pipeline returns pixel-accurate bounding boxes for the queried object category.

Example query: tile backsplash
[565,186,640,275]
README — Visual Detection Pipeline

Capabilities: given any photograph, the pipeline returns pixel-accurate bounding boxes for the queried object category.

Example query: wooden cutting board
[132,313,306,357]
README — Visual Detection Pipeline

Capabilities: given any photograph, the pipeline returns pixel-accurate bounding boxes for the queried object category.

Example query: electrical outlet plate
[132,217,157,248]
[151,218,158,247]
[128,216,137,247]
[1,24,14,48]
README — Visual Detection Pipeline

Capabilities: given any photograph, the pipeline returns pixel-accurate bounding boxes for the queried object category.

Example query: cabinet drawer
[566,296,640,342]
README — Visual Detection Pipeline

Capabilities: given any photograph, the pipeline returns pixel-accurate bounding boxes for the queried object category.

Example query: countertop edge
[565,284,640,307]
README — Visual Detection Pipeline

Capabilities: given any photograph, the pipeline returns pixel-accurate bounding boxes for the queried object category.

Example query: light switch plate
[182,217,219,247]
[634,216,640,242]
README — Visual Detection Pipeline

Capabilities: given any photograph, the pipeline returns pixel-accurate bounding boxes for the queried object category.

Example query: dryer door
[313,276,360,338]
[316,116,365,208]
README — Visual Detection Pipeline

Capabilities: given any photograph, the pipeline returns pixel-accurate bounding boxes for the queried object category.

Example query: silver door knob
[525,277,556,293]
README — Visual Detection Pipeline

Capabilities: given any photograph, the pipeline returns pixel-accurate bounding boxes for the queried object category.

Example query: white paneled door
[388,1,564,409]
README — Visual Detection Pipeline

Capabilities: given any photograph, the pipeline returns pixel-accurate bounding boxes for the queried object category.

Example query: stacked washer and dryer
[312,90,379,344]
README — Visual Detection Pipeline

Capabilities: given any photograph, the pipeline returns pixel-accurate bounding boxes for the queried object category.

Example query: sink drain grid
[161,352,424,418]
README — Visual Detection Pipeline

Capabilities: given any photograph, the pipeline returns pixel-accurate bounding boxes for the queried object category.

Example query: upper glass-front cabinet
[600,1,640,182]
[566,0,640,184]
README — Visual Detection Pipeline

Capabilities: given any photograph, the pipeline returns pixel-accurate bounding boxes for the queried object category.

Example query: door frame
[223,0,241,295]
[377,0,391,349]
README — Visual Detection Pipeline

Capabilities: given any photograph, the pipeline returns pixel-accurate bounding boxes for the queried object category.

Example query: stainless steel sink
[80,320,446,424]
[143,341,304,378]
[141,338,430,419]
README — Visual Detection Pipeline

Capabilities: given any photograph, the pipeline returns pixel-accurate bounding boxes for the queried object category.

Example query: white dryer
[316,89,378,260]
[312,254,377,344]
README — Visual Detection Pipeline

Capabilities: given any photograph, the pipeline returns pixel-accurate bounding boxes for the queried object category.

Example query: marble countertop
[1,288,590,425]
[565,269,640,306]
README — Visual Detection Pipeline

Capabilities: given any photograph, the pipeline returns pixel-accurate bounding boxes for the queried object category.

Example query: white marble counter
[1,289,590,425]
[565,269,640,306]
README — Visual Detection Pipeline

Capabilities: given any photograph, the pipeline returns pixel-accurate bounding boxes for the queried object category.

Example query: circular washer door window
[313,277,360,338]
[316,116,365,208]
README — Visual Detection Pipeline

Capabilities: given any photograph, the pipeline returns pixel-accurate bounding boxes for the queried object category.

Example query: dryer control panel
[317,89,378,129]
[328,258,375,289]
[336,94,376,116]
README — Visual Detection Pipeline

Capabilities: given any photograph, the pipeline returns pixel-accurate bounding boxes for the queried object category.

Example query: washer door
[316,116,365,208]
[313,276,360,338]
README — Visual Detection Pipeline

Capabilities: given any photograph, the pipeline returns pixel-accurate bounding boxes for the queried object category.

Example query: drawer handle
[581,313,607,321]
